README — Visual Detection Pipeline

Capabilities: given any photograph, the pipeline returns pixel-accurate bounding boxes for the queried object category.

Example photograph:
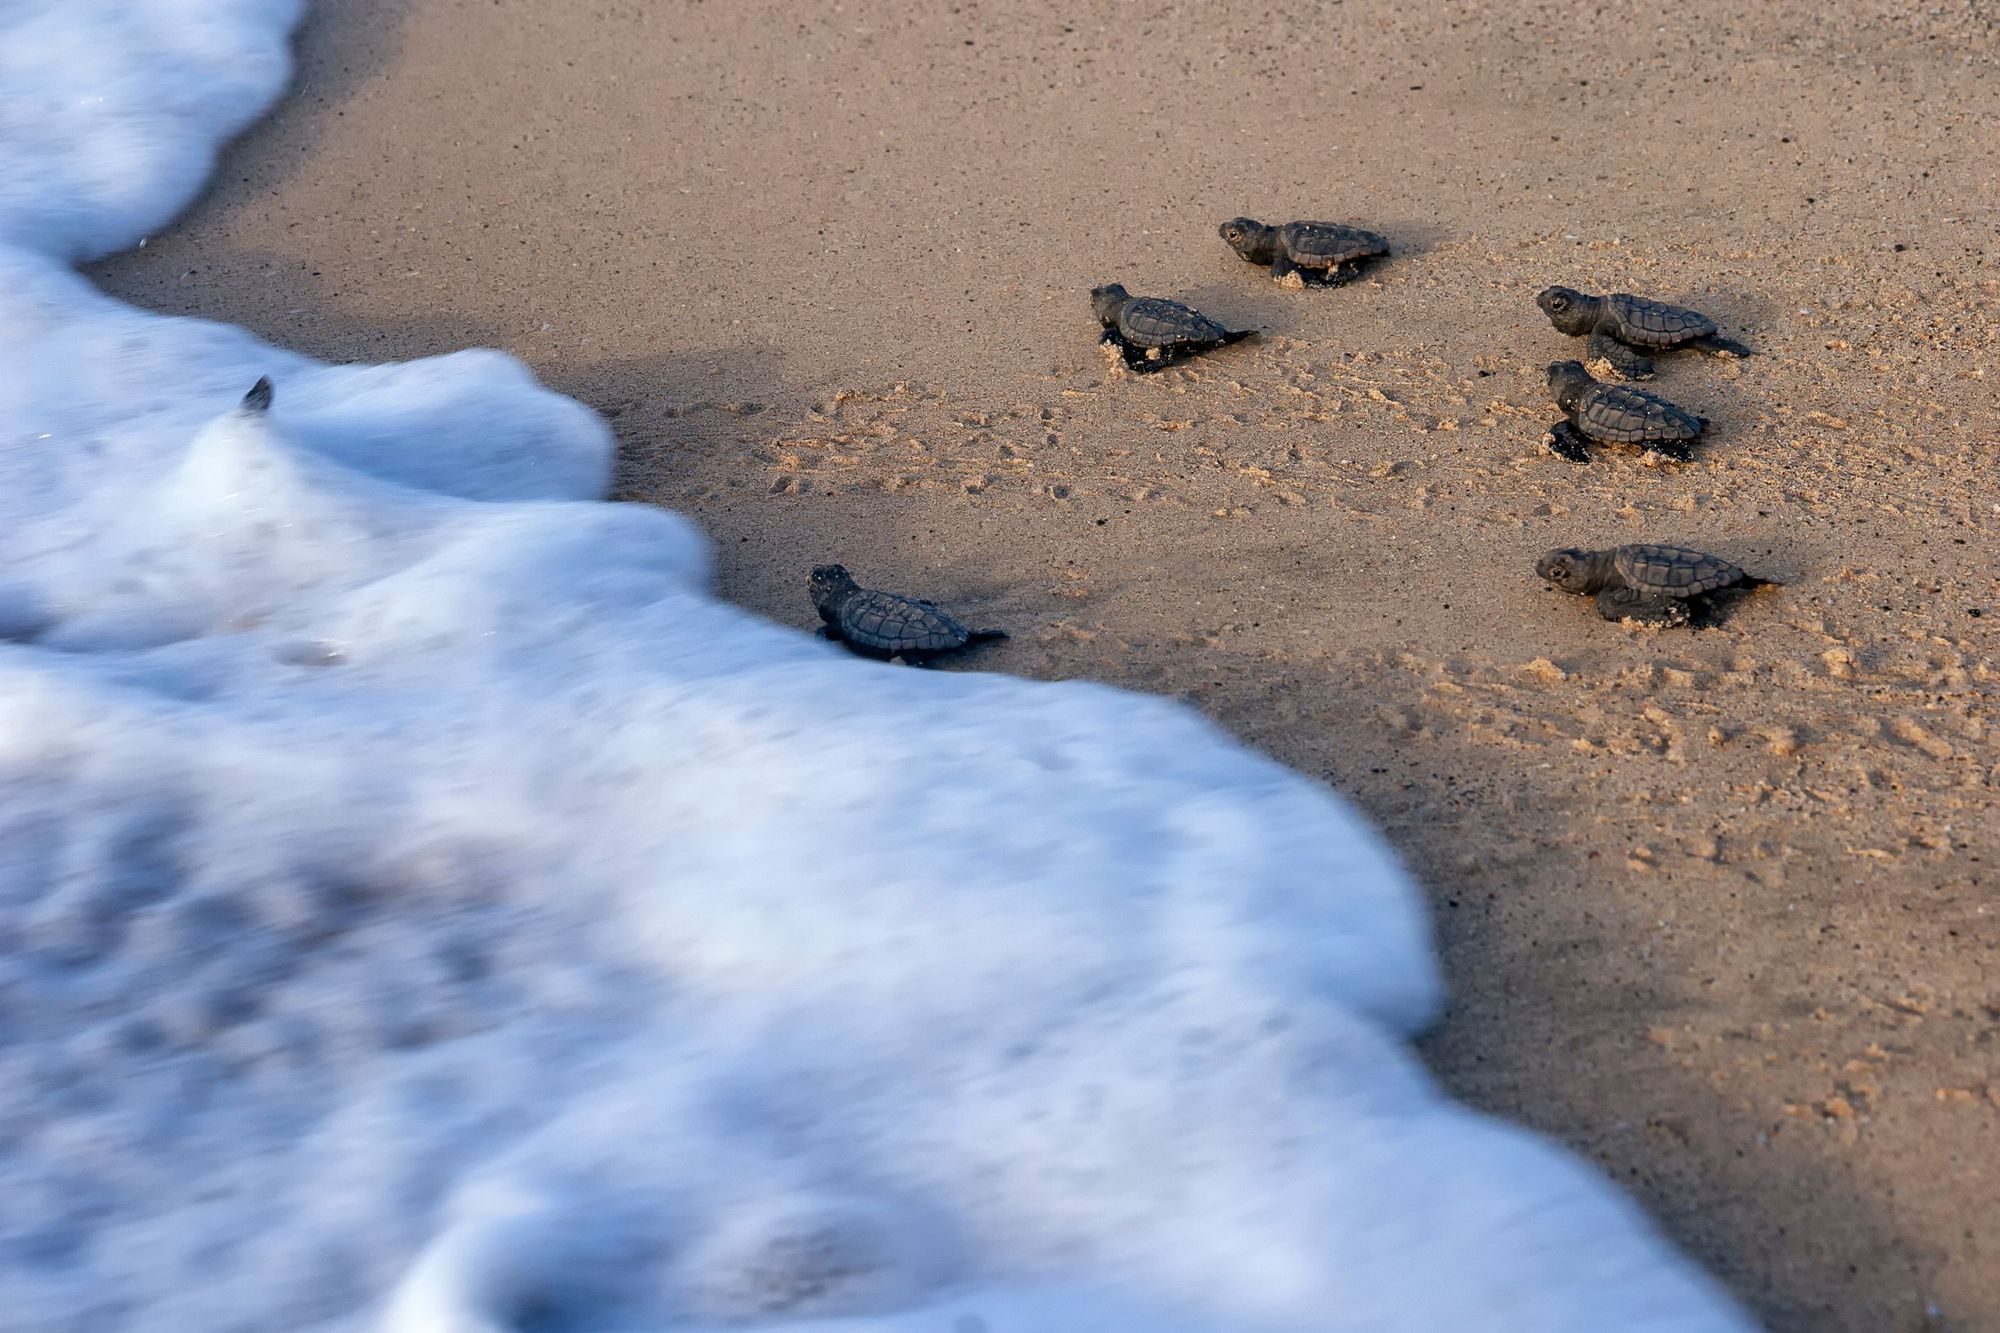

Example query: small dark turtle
[1536,543,1775,627]
[809,564,1006,664]
[1090,283,1255,374]
[1536,285,1753,380]
[241,376,273,412]
[1218,217,1389,287]
[1545,360,1706,464]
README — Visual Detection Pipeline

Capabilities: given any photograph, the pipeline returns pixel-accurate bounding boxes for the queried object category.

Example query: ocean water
[0,3,1755,1330]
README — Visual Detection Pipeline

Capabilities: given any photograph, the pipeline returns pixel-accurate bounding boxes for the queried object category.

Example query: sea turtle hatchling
[1218,217,1390,287]
[1545,360,1706,464]
[1091,283,1255,374]
[1536,543,1774,627]
[1536,285,1753,380]
[809,564,1007,664]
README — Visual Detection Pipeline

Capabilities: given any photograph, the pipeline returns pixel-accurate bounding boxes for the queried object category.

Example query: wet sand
[91,2,2000,1327]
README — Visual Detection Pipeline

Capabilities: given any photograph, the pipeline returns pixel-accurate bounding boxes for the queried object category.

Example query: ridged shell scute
[1613,543,1747,596]
[1121,297,1227,347]
[1605,293,1717,348]
[837,589,972,654]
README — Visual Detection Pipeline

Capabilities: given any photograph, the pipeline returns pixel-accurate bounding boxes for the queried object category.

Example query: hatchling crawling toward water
[1537,285,1753,380]
[1218,217,1389,287]
[1091,283,1255,374]
[809,564,1007,664]
[1536,543,1774,628]
[1545,360,1706,464]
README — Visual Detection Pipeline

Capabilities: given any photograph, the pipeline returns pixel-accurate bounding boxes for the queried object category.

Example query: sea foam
[0,3,1754,1330]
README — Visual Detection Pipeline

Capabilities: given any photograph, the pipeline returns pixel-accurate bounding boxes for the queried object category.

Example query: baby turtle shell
[1536,543,1773,627]
[809,564,1006,663]
[1544,360,1705,463]
[1219,217,1389,287]
[1090,283,1255,374]
[1537,285,1752,379]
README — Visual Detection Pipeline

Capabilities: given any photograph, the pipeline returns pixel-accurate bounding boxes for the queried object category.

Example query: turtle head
[1089,283,1132,324]
[1217,217,1274,262]
[1535,547,1600,594]
[808,563,858,609]
[1536,285,1596,335]
[1545,359,1594,410]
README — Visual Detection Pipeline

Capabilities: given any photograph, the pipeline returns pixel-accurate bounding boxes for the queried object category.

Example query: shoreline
[87,1,2000,1327]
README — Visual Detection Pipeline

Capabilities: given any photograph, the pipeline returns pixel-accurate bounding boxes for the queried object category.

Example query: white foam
[0,4,1755,1330]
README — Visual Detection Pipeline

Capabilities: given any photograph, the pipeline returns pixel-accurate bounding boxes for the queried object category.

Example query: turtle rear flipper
[1585,331,1654,380]
[968,627,1008,644]
[1546,421,1593,464]
[1646,438,1696,463]
[1689,333,1753,358]
[1218,327,1256,345]
[1595,587,1691,627]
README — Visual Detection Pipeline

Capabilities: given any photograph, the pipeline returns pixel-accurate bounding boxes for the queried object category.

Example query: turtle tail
[1695,334,1754,358]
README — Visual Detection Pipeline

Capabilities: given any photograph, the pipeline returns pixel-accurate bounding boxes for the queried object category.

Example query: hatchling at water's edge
[809,564,1007,664]
[1544,360,1706,464]
[1536,285,1753,380]
[1536,543,1774,628]
[1218,217,1390,287]
[1091,283,1255,374]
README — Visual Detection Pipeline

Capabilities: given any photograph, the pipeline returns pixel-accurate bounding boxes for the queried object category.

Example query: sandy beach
[89,1,1998,1327]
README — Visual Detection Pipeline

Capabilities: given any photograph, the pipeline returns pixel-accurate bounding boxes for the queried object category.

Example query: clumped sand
[91,1,1998,1327]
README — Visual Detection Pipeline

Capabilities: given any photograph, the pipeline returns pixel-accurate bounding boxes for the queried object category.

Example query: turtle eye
[1551,295,1568,310]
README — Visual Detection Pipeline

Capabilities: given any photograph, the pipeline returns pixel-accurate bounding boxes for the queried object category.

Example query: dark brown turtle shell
[834,589,976,656]
[1613,544,1752,598]
[1281,222,1390,267]
[1575,381,1704,445]
[1119,297,1231,348]
[1603,294,1718,349]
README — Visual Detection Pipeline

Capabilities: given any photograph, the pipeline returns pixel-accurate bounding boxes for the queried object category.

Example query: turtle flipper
[1645,437,1696,464]
[1586,331,1654,380]
[1546,421,1593,464]
[968,628,1009,645]
[1595,587,1691,627]
[1102,327,1172,373]
[1218,328,1256,345]
[1270,254,1304,286]
[1306,260,1368,288]
[1689,333,1753,358]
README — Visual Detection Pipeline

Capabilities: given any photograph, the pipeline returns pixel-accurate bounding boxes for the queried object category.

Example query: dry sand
[90,1,2000,1327]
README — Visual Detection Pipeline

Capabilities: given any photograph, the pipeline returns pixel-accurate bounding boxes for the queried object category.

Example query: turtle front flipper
[1546,421,1593,464]
[1297,263,1360,288]
[1101,326,1172,373]
[1586,331,1654,380]
[1270,254,1305,286]
[1688,333,1753,358]
[1595,587,1691,627]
